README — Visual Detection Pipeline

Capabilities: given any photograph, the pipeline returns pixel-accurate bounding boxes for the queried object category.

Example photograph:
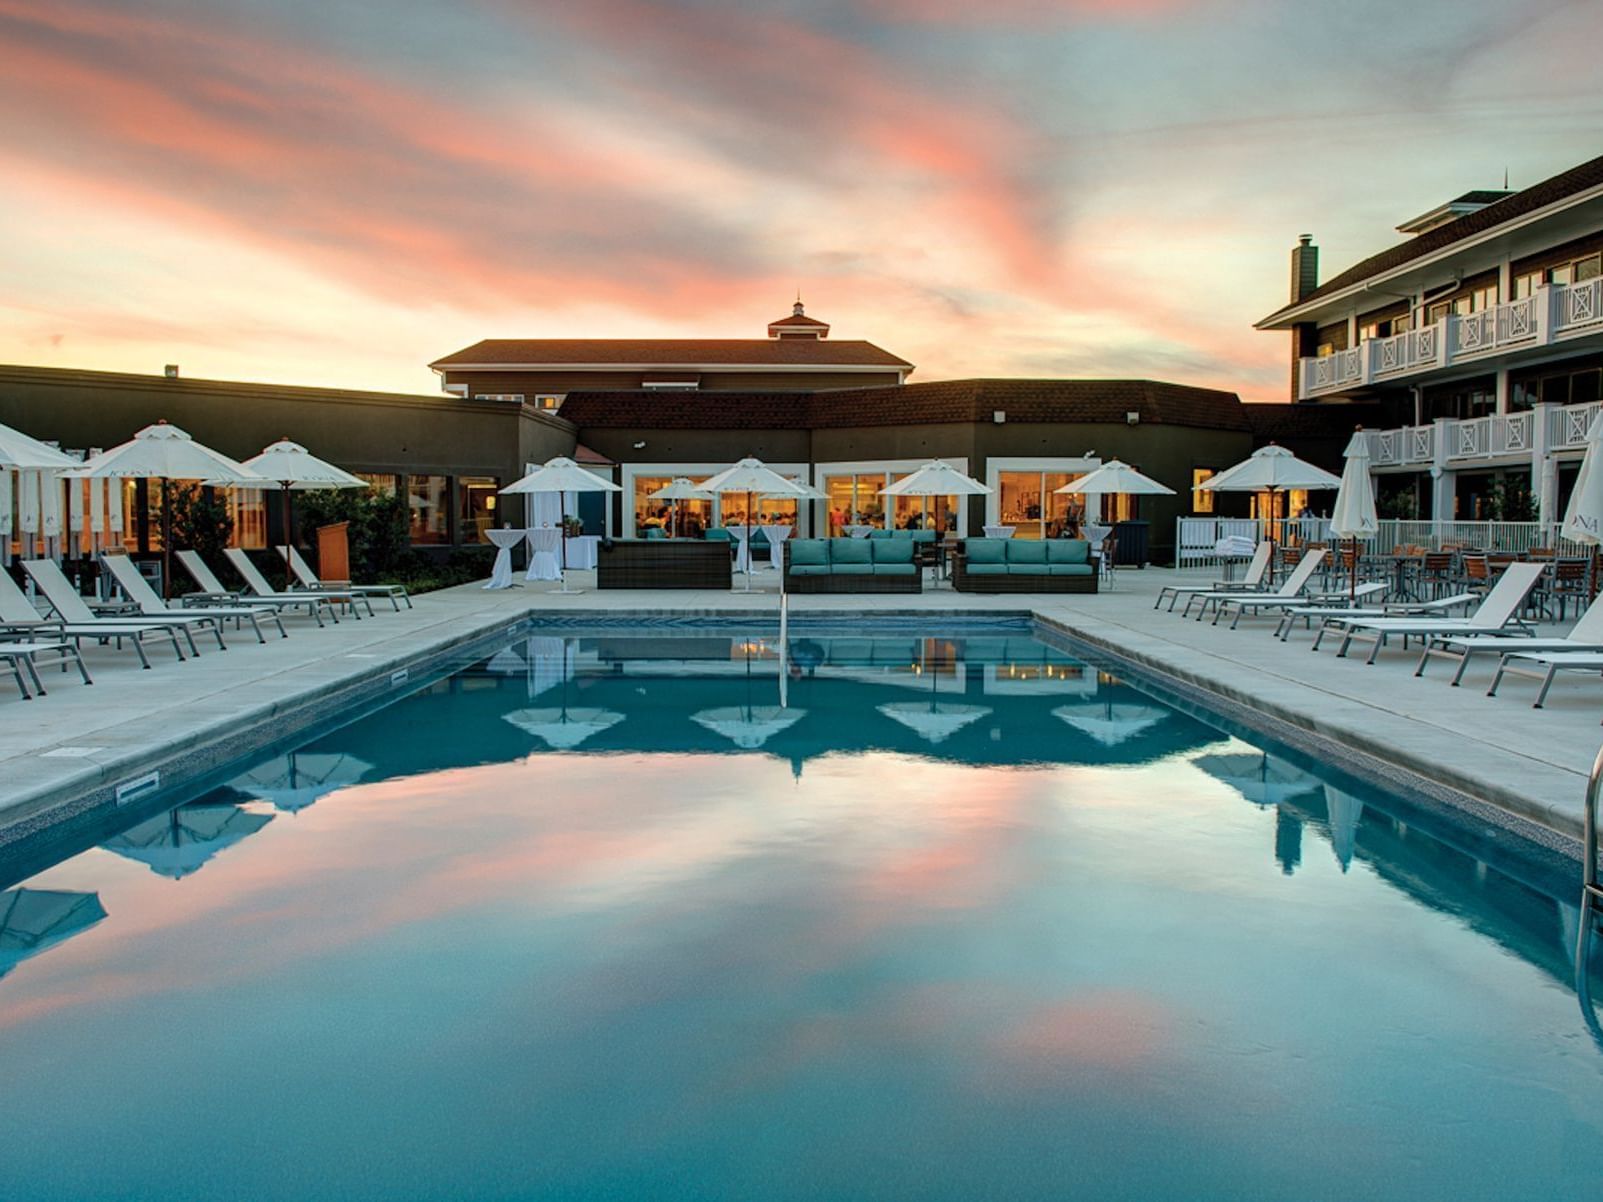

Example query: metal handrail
[1585,742,1603,902]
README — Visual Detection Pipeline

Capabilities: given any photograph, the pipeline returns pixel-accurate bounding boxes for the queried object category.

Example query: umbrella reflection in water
[0,888,107,980]
[691,636,805,748]
[1053,699,1168,747]
[101,803,274,880]
[503,637,621,749]
[1194,751,1322,807]
[876,641,989,744]
[234,751,373,814]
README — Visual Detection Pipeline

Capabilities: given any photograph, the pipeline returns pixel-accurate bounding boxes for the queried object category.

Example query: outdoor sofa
[598,539,733,589]
[949,538,1098,594]
[782,538,923,594]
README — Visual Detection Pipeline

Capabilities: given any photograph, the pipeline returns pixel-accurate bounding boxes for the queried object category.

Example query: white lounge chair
[103,553,286,643]
[26,559,222,655]
[1161,542,1272,613]
[1215,574,1389,631]
[1191,548,1327,624]
[1281,592,1479,642]
[222,549,350,625]
[0,565,184,668]
[1329,562,1546,664]
[1490,649,1603,712]
[0,636,92,697]
[280,546,408,612]
[176,549,307,617]
[1418,593,1603,685]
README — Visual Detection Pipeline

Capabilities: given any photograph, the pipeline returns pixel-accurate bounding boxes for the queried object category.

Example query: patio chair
[279,546,410,612]
[0,565,184,669]
[25,558,224,654]
[1192,548,1327,625]
[0,636,91,698]
[102,553,286,643]
[1283,592,1480,643]
[1416,592,1603,686]
[1328,561,1546,664]
[223,549,352,624]
[1489,649,1603,713]
[1419,552,1455,599]
[176,550,328,624]
[1158,542,1271,613]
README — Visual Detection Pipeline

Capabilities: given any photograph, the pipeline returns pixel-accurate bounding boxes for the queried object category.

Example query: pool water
[3,626,1603,1201]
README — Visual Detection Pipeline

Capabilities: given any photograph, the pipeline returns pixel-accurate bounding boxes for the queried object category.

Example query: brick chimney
[1290,234,1318,302]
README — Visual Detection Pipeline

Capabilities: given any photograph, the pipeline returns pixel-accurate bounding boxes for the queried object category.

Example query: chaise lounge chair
[1327,561,1545,664]
[26,559,223,656]
[280,546,409,612]
[1190,548,1327,624]
[176,549,321,625]
[1214,575,1390,631]
[1160,542,1272,613]
[0,565,184,669]
[0,636,91,698]
[1489,648,1603,713]
[223,549,352,624]
[1418,593,1603,685]
[102,553,286,643]
[1279,591,1480,643]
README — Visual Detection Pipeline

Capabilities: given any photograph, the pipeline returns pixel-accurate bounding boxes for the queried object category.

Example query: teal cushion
[867,528,891,539]
[704,528,731,542]
[1009,562,1052,575]
[789,539,829,567]
[789,564,831,576]
[833,562,874,575]
[871,540,915,565]
[909,529,936,543]
[965,563,1009,575]
[643,527,666,540]
[831,538,872,564]
[965,539,1006,564]
[891,529,913,539]
[1007,541,1048,564]
[872,563,917,576]
[1049,564,1094,576]
[1047,539,1089,564]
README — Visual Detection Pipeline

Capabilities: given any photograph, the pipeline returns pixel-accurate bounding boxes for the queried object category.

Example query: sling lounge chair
[1162,542,1272,613]
[1417,592,1603,685]
[1489,649,1603,712]
[1192,548,1327,625]
[26,559,222,655]
[176,550,318,623]
[1215,574,1389,631]
[103,553,285,643]
[1284,592,1479,643]
[280,546,408,612]
[0,565,184,669]
[1330,562,1545,664]
[223,549,350,624]
[0,635,92,698]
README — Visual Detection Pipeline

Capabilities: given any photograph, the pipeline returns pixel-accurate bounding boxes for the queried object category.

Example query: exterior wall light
[1126,411,1140,425]
[993,410,1006,424]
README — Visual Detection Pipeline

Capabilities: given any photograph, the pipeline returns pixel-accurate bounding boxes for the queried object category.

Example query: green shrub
[296,488,413,581]
[167,483,233,559]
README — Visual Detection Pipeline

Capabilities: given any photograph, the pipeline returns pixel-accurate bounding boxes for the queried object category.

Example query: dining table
[525,527,563,582]
[765,524,791,570]
[564,535,600,571]
[483,527,525,590]
[730,525,753,574]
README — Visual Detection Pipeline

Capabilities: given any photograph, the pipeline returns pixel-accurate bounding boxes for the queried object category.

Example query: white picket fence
[1174,517,1592,568]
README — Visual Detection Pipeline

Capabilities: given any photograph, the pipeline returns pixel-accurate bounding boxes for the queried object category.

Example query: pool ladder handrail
[1575,743,1603,1051]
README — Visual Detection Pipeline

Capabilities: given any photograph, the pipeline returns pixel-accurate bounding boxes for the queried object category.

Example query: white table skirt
[764,524,791,570]
[564,535,599,571]
[484,528,524,589]
[983,525,1016,540]
[525,527,563,581]
[730,526,752,574]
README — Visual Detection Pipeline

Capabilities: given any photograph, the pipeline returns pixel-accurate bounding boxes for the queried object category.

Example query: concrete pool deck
[1,565,1598,847]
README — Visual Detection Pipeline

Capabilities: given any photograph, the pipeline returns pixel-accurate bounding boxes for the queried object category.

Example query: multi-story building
[428,301,912,411]
[1256,153,1603,523]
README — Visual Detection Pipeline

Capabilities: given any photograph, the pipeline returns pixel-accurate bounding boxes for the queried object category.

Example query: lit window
[459,477,499,544]
[407,475,450,544]
[1192,468,1216,514]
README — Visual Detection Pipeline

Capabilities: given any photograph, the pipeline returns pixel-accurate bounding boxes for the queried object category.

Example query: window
[534,395,562,410]
[997,471,1078,539]
[1576,254,1602,283]
[229,488,267,550]
[823,472,888,533]
[720,490,796,529]
[358,473,398,496]
[1513,271,1542,300]
[1192,468,1216,514]
[407,475,450,544]
[889,477,957,533]
[458,476,499,545]
[1470,284,1498,312]
[473,393,524,403]
[631,474,710,538]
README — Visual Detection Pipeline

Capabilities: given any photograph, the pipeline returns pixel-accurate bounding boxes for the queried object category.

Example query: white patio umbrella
[691,705,804,748]
[236,438,367,553]
[0,888,107,980]
[101,802,274,879]
[1194,751,1322,807]
[234,751,373,814]
[0,422,76,471]
[504,706,624,749]
[697,457,812,591]
[1562,411,1603,598]
[648,476,713,538]
[1199,444,1341,583]
[1056,460,1174,577]
[500,457,622,594]
[66,422,260,596]
[1323,784,1366,872]
[1329,428,1379,602]
[1053,700,1168,747]
[880,459,989,536]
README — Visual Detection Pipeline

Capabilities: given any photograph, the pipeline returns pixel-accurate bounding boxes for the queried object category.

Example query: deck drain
[40,746,106,758]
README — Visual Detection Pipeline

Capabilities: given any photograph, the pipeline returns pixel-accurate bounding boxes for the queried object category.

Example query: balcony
[1297,278,1603,400]
[1366,400,1600,469]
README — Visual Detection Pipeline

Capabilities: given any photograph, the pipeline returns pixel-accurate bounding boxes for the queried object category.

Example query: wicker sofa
[949,537,1099,594]
[782,537,923,594]
[597,539,732,589]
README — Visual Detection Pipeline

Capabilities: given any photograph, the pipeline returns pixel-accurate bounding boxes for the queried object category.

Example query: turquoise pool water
[3,624,1603,1201]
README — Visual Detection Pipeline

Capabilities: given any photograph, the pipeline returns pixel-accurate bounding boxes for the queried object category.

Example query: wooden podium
[316,521,352,585]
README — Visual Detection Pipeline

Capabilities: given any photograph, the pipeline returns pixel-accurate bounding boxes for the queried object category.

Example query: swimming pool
[3,623,1602,1201]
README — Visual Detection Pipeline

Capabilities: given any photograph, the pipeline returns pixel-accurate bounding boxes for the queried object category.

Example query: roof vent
[164,364,180,379]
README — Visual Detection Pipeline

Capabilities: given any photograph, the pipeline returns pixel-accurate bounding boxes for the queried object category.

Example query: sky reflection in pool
[1,629,1602,1202]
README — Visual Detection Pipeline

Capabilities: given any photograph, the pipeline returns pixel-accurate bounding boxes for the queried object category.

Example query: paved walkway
[3,563,1598,844]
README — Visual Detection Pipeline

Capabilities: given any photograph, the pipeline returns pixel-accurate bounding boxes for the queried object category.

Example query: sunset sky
[1,0,1599,401]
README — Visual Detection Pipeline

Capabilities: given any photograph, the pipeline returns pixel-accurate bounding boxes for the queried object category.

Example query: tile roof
[556,378,1248,431]
[430,338,909,369]
[1241,401,1388,442]
[1259,153,1603,324]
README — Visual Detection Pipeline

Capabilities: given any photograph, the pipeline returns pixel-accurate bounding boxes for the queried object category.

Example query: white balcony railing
[1297,282,1602,400]
[1368,407,1558,469]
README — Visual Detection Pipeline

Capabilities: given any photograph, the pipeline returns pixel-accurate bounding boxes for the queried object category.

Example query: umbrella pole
[558,499,574,594]
[1349,534,1357,603]
[281,484,293,557]
[744,489,753,592]
[160,477,172,599]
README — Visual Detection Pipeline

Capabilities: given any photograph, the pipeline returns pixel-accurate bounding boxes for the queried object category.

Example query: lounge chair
[1490,649,1603,712]
[26,559,222,655]
[1214,575,1389,631]
[279,546,409,612]
[0,565,184,669]
[223,549,351,624]
[1159,542,1272,613]
[1416,593,1603,685]
[176,549,312,618]
[1280,592,1480,643]
[1190,548,1327,624]
[0,636,92,698]
[1328,561,1546,664]
[102,553,286,643]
